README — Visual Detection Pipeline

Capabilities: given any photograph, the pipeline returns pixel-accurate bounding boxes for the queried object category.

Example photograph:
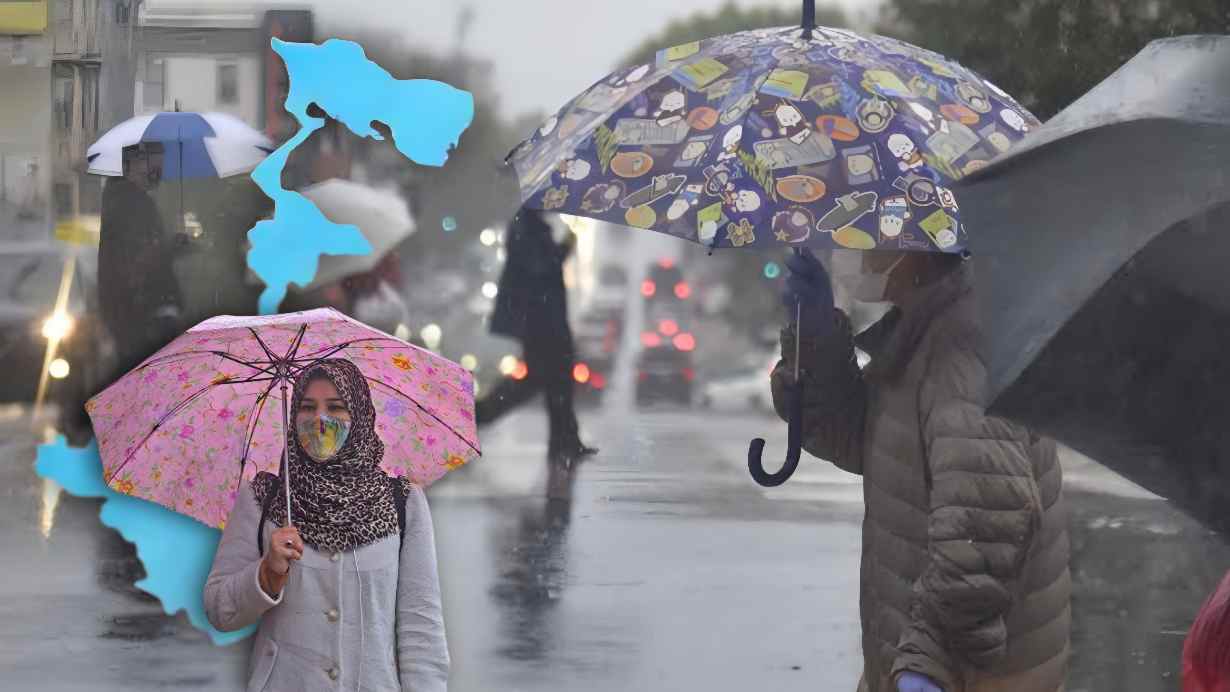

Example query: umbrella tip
[801,0,815,38]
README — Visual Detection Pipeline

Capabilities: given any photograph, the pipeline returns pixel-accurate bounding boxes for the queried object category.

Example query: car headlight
[41,312,74,341]
[48,358,70,379]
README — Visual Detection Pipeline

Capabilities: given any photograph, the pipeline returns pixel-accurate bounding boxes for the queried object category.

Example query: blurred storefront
[0,2,52,239]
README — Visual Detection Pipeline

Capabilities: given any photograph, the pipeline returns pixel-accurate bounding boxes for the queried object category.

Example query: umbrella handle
[748,377,805,487]
[280,382,292,526]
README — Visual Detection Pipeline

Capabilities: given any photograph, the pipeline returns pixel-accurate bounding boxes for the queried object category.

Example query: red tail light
[511,361,528,380]
[674,281,691,299]
[640,331,662,347]
[673,332,696,352]
[658,258,675,269]
[638,371,648,382]
[572,363,591,384]
[682,367,695,382]
[640,279,656,297]
[591,373,607,390]
[658,319,679,336]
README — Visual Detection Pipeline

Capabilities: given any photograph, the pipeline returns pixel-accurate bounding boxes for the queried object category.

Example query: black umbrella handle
[801,0,816,40]
[748,377,805,487]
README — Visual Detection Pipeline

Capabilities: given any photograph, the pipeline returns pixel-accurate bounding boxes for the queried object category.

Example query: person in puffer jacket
[772,248,1070,692]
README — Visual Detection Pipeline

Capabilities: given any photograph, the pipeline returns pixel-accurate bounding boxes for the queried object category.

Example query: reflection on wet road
[1,405,1227,691]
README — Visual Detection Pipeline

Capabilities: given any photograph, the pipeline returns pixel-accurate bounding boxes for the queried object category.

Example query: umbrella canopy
[509,22,1039,254]
[299,179,416,291]
[85,308,480,529]
[956,35,1230,532]
[87,111,273,179]
[507,6,1041,486]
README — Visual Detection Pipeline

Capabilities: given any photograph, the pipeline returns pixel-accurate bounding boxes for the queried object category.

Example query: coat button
[327,666,339,680]
[326,608,339,623]
[331,552,341,562]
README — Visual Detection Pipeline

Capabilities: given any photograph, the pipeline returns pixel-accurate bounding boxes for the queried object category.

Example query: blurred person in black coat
[478,208,597,464]
[97,142,184,377]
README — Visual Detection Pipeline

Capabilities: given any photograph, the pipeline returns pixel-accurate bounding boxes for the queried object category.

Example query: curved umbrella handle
[748,378,805,487]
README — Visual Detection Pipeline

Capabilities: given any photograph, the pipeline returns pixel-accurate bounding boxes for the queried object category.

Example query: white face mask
[828,250,907,303]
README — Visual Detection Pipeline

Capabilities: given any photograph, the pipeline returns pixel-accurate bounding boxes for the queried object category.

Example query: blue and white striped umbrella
[86,111,273,179]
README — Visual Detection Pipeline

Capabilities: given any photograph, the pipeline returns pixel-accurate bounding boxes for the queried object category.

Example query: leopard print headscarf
[251,358,411,553]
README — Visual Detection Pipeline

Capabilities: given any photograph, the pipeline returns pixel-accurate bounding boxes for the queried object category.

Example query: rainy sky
[317,0,875,117]
[306,0,884,118]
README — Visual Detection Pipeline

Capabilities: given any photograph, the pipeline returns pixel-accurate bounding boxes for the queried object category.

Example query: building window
[143,56,164,112]
[217,63,238,105]
[53,182,72,218]
[53,64,74,131]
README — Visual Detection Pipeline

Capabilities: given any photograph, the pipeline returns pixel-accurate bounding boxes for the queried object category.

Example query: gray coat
[205,481,449,692]
[771,264,1070,692]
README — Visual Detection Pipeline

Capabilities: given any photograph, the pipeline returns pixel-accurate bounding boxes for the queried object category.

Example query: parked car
[573,314,616,407]
[634,345,694,407]
[641,258,690,303]
[700,349,872,412]
[0,241,113,443]
[699,353,777,413]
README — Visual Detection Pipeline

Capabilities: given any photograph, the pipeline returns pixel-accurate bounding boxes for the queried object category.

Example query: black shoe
[552,443,597,463]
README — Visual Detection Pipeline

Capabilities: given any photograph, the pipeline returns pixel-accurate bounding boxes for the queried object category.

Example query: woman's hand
[259,525,302,598]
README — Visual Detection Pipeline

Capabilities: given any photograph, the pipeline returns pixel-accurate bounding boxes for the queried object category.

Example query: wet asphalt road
[0,402,1226,691]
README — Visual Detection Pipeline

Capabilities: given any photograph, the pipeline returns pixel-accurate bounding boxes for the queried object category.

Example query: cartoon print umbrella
[85,308,480,529]
[507,0,1039,485]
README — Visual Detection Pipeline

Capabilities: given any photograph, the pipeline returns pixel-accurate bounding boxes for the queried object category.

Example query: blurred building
[0,3,52,240]
[0,0,131,242]
[133,2,351,187]
[134,1,264,123]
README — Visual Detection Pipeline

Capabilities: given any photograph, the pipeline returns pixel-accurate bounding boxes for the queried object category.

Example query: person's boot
[550,439,598,463]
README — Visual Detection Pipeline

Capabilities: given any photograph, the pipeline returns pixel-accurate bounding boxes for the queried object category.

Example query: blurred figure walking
[97,142,183,377]
[476,208,596,464]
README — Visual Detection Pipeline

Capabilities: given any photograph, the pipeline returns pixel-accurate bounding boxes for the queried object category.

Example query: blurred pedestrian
[1183,568,1230,692]
[476,208,597,464]
[174,175,268,324]
[346,253,412,337]
[97,142,183,377]
[205,359,449,692]
[774,249,1070,692]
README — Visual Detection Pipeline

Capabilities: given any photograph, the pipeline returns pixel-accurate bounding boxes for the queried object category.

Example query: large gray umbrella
[955,35,1230,532]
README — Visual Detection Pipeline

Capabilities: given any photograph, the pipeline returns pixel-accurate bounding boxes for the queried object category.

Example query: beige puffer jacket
[772,263,1070,692]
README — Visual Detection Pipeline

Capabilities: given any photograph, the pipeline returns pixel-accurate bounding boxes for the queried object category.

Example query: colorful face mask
[296,414,351,461]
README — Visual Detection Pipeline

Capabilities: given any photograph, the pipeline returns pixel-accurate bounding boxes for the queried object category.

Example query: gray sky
[310,0,884,119]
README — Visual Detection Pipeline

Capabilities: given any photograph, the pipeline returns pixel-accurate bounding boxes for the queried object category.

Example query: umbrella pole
[281,381,292,525]
[178,127,184,235]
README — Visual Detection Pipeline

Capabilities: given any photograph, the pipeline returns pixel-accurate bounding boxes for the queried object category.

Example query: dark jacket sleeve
[770,309,867,475]
[891,322,1044,688]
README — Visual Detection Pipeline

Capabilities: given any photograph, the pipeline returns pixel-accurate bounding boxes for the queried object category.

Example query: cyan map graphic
[35,38,473,644]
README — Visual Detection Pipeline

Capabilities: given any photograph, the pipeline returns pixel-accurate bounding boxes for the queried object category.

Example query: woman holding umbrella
[775,248,1070,692]
[204,358,449,692]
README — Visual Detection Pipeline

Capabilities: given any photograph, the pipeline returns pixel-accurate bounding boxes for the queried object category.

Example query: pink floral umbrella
[85,308,480,529]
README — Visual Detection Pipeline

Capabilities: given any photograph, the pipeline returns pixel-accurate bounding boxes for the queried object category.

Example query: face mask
[296,413,351,461]
[828,250,907,304]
